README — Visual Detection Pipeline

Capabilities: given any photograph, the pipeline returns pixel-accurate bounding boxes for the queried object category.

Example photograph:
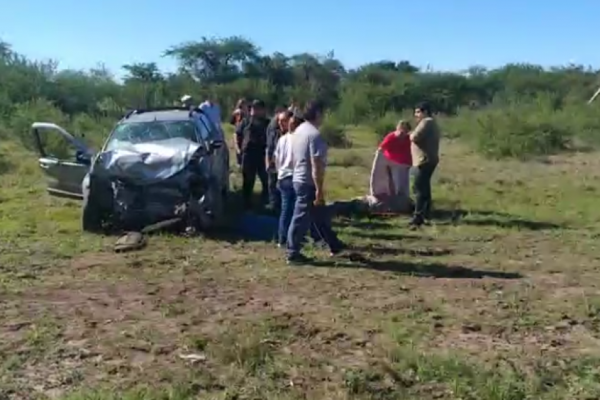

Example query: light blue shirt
[199,101,223,140]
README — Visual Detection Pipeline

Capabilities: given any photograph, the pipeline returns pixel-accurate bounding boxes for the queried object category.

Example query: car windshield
[104,120,198,151]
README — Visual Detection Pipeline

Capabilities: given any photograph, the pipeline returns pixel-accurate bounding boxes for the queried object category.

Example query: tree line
[1,36,600,159]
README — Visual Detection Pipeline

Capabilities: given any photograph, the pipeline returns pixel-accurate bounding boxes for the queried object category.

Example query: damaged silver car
[32,106,230,233]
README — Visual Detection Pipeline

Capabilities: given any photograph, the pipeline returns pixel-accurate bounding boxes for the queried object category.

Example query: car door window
[32,124,90,198]
[196,114,220,142]
[36,128,81,162]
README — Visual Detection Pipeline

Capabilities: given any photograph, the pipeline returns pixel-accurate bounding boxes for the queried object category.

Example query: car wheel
[82,192,104,233]
[206,185,226,230]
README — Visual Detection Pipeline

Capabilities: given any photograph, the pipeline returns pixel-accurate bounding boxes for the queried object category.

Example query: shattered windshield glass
[104,120,199,151]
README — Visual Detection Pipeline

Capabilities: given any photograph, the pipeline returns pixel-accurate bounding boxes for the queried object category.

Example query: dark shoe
[311,239,327,249]
[287,253,312,266]
[408,219,423,230]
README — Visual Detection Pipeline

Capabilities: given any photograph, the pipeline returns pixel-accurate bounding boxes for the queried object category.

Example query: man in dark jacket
[236,99,270,209]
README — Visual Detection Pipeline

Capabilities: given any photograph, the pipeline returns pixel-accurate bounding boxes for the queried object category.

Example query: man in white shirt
[273,111,294,246]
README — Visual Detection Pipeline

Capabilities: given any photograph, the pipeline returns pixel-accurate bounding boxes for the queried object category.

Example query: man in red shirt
[370,121,412,205]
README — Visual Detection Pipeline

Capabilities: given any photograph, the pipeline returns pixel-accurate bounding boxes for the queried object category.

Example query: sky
[1,0,599,77]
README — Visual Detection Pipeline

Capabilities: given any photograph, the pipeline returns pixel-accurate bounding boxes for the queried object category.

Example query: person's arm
[272,140,281,172]
[379,133,395,152]
[409,119,431,144]
[229,112,238,126]
[265,124,277,170]
[234,120,245,154]
[310,134,327,204]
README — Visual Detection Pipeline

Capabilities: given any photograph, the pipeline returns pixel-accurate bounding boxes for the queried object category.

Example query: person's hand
[394,129,406,137]
[314,190,325,206]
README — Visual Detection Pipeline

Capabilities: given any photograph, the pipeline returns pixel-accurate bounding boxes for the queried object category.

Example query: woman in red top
[371,120,412,202]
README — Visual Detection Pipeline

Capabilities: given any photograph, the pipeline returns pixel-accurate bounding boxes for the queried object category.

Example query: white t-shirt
[273,133,294,180]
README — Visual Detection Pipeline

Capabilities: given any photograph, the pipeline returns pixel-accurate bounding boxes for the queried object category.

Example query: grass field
[2,126,600,400]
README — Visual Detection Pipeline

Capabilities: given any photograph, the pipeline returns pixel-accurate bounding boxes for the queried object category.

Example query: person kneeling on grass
[362,120,413,214]
[377,120,413,201]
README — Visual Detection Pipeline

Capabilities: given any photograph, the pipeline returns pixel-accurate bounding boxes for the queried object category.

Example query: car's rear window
[104,120,198,151]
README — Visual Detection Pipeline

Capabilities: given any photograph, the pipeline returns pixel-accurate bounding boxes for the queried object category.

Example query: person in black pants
[408,102,441,229]
[235,100,270,210]
[230,98,248,168]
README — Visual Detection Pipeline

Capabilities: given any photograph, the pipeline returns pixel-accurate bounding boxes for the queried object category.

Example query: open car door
[31,122,94,199]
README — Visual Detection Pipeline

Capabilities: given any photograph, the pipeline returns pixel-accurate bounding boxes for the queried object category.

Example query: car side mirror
[208,140,223,152]
[75,151,92,166]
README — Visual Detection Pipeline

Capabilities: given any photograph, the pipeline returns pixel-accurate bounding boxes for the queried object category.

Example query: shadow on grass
[309,255,522,279]
[351,231,428,241]
[330,199,562,232]
[350,243,452,257]
[430,208,564,230]
[336,218,394,230]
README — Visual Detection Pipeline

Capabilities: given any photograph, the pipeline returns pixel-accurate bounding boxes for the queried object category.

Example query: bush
[454,96,574,159]
[71,113,115,147]
[555,102,600,147]
[474,112,571,159]
[370,112,401,141]
[9,99,70,151]
[321,113,351,148]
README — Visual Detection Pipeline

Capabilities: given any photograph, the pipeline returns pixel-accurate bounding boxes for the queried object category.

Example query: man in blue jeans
[286,100,345,264]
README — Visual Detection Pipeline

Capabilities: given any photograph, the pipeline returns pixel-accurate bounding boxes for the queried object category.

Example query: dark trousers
[286,182,343,258]
[268,170,281,212]
[241,149,268,208]
[412,162,438,223]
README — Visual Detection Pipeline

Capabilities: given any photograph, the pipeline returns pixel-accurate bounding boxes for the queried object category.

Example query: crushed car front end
[82,138,218,233]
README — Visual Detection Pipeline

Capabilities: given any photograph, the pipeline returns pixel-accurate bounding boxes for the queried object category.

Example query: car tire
[81,182,105,233]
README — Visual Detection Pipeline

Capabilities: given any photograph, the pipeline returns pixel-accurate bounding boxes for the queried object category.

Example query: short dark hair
[273,105,287,114]
[289,114,305,131]
[415,101,432,116]
[251,99,266,109]
[302,100,325,122]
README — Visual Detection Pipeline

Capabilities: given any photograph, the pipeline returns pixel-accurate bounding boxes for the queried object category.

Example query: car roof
[122,109,193,123]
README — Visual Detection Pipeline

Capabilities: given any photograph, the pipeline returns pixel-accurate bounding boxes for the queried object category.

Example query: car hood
[91,138,206,185]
